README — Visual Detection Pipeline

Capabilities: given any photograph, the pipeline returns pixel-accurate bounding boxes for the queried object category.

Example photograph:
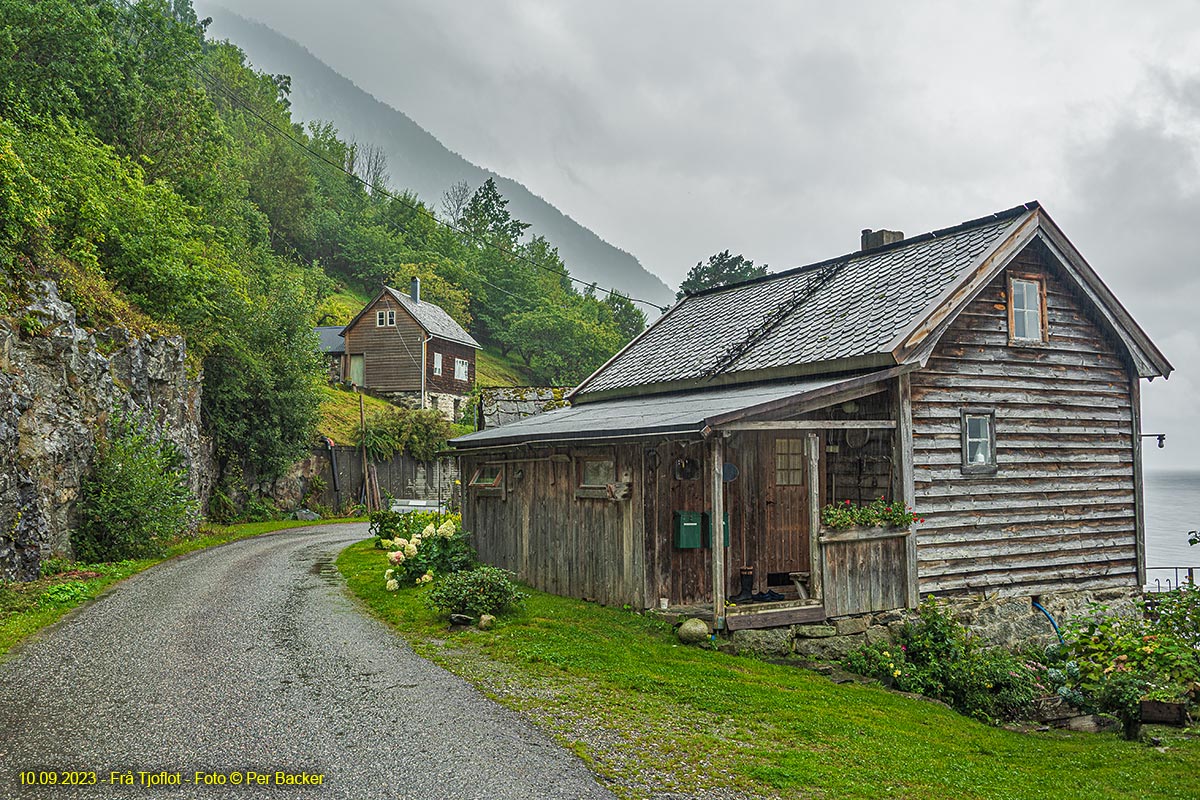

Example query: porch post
[805,433,822,601]
[897,374,919,608]
[710,433,727,630]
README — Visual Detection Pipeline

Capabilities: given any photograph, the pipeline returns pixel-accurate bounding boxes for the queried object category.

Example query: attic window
[1008,275,1045,343]
[960,409,997,474]
[376,309,396,327]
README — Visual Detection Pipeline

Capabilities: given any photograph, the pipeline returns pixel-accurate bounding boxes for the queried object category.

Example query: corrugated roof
[385,286,481,349]
[315,325,345,354]
[453,373,879,448]
[577,207,1030,398]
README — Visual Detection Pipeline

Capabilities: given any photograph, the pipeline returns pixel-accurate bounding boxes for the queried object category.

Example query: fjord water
[1144,470,1200,590]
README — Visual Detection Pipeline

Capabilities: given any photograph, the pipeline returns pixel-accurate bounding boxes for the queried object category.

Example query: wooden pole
[896,374,918,608]
[359,391,371,511]
[710,434,726,630]
[805,433,822,602]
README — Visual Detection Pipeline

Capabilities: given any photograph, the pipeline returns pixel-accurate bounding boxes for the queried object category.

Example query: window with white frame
[433,352,443,376]
[961,409,997,473]
[454,358,469,381]
[387,309,395,326]
[376,310,385,327]
[1009,275,1044,342]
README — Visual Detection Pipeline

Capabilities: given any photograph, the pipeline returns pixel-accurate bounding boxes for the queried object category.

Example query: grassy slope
[0,518,363,659]
[476,347,536,387]
[317,385,400,446]
[338,539,1199,800]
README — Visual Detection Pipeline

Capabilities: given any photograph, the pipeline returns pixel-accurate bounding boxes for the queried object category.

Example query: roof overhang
[452,369,900,450]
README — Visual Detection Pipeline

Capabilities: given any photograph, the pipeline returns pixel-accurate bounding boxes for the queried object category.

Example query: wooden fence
[304,445,458,512]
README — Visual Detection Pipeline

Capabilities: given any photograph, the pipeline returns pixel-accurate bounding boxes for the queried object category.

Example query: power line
[120,2,669,313]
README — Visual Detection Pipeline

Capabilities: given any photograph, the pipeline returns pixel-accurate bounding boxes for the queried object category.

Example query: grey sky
[209,0,1199,469]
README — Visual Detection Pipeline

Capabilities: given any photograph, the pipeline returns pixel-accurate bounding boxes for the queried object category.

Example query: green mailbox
[702,512,730,548]
[673,511,704,549]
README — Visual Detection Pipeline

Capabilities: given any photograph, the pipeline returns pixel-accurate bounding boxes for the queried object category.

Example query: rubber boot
[729,567,754,603]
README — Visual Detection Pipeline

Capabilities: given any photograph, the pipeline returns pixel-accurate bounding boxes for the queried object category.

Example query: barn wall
[911,241,1138,597]
[460,445,645,607]
[343,294,426,392]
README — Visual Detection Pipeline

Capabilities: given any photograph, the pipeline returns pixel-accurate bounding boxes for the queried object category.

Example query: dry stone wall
[0,283,210,581]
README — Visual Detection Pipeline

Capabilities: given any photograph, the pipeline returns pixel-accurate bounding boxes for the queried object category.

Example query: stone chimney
[861,228,904,251]
[410,277,421,304]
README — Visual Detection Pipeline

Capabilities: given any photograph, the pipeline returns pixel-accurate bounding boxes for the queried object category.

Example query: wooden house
[332,280,480,418]
[452,203,1171,633]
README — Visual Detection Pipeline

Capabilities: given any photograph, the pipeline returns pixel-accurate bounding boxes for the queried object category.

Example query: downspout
[421,333,431,409]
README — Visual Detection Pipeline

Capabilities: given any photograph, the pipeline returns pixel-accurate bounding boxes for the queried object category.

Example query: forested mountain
[200,8,676,312]
[0,0,650,505]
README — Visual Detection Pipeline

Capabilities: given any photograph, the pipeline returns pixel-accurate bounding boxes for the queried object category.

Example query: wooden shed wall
[911,241,1138,596]
[460,446,645,607]
[426,337,476,395]
[343,295,426,392]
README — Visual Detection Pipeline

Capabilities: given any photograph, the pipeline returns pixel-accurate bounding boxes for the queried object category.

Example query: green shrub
[1051,589,1200,738]
[354,407,452,462]
[842,597,1037,723]
[374,510,476,586]
[75,414,197,561]
[426,566,527,617]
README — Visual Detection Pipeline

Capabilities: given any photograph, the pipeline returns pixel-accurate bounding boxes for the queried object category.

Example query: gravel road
[0,523,615,799]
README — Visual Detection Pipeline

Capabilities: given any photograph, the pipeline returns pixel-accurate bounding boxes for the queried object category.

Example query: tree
[439,179,472,224]
[603,291,646,341]
[677,250,768,299]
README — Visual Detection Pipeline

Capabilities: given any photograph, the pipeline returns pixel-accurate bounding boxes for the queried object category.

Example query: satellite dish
[722,462,740,482]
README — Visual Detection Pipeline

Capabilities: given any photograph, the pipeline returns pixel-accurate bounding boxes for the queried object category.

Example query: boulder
[731,627,793,658]
[676,617,711,644]
[833,616,869,636]
[292,509,321,522]
[477,614,496,631]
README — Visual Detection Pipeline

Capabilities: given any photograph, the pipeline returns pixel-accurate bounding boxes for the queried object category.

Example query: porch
[644,373,919,631]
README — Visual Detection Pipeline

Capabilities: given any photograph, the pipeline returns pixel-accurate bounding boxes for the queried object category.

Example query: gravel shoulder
[0,524,614,799]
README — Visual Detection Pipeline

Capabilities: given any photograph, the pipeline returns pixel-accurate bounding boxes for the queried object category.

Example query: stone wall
[0,283,209,581]
[721,586,1141,660]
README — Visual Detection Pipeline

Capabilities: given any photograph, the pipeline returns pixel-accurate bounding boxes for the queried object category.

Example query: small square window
[469,465,503,488]
[774,438,805,486]
[580,458,615,488]
[454,358,469,381]
[961,409,997,474]
[433,352,443,376]
[1009,276,1045,343]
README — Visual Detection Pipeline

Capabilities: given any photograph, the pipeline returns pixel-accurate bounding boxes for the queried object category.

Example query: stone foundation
[718,586,1141,660]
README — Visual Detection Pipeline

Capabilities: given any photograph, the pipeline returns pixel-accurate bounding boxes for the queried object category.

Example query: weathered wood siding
[820,528,910,616]
[460,446,645,607]
[342,295,426,392]
[911,241,1137,596]
[426,337,476,395]
[643,440,715,605]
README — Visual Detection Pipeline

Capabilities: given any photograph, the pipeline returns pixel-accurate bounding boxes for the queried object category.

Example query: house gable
[342,291,426,392]
[910,239,1140,596]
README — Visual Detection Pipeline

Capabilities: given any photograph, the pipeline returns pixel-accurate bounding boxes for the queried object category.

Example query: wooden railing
[819,525,911,616]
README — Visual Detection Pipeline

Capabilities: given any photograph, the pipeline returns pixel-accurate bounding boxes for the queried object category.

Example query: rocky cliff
[0,283,210,581]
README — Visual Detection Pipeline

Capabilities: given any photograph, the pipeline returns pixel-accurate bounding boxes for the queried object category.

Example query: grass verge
[338,539,1200,800]
[0,517,363,659]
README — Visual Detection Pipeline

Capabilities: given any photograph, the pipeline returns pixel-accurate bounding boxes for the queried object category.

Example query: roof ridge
[684,201,1038,300]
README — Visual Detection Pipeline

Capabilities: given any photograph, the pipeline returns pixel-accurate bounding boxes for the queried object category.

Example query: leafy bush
[74,414,197,562]
[821,496,922,530]
[372,510,476,587]
[842,597,1037,723]
[1049,589,1200,738]
[426,566,527,617]
[354,407,453,462]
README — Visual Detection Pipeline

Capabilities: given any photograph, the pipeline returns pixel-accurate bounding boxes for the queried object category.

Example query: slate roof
[576,205,1031,399]
[384,286,481,349]
[455,373,879,448]
[315,325,346,354]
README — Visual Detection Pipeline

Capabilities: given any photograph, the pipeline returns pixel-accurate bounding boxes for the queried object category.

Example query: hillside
[200,8,676,312]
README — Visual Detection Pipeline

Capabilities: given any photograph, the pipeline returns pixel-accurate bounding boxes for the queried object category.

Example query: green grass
[317,384,401,446]
[0,517,362,659]
[338,538,1200,799]
[476,347,536,387]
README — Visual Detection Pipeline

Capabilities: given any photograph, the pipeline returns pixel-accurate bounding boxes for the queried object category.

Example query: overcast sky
[214,0,1198,469]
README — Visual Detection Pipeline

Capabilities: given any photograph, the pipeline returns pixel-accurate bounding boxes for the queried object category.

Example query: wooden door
[763,436,810,583]
[349,354,365,386]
